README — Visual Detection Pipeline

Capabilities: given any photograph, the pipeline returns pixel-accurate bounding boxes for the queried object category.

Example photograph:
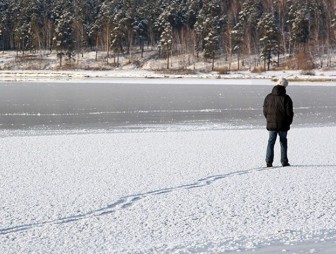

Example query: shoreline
[1,69,336,83]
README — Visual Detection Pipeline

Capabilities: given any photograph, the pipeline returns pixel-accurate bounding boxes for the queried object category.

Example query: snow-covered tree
[73,0,87,57]
[1,0,336,70]
[94,0,116,62]
[110,9,127,65]
[28,0,46,51]
[231,0,258,70]
[0,0,13,52]
[287,1,310,52]
[118,0,138,56]
[186,0,201,29]
[193,5,204,58]
[155,4,172,65]
[159,21,173,69]
[258,13,279,70]
[84,0,103,46]
[12,0,32,53]
[52,1,75,66]
[133,4,149,57]
[194,0,223,69]
[10,0,45,53]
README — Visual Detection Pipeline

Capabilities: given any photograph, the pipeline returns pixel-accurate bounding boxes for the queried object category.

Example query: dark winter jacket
[263,85,294,131]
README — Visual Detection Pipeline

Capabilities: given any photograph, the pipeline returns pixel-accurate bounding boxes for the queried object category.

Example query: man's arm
[286,96,294,125]
[263,95,269,118]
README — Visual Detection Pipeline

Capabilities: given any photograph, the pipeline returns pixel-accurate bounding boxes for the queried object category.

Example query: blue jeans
[266,131,288,165]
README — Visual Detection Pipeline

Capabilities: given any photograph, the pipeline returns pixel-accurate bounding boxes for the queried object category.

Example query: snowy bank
[1,69,336,83]
[1,126,336,253]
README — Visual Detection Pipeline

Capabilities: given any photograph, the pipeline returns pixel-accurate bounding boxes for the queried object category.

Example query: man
[263,78,294,167]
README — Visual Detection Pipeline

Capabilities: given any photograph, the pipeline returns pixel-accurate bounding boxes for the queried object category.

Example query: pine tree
[143,0,162,46]
[194,0,223,69]
[1,0,336,70]
[116,0,141,59]
[28,0,46,51]
[13,0,33,54]
[133,3,149,58]
[73,0,86,57]
[94,0,116,63]
[231,0,258,70]
[258,13,279,70]
[193,6,204,58]
[186,0,201,29]
[159,21,173,69]
[287,1,310,53]
[155,3,173,67]
[110,7,127,65]
[52,0,75,66]
[0,0,12,52]
[84,0,103,50]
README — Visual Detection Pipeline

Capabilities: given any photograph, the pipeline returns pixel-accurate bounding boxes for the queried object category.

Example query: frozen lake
[1,78,336,253]
[0,80,336,130]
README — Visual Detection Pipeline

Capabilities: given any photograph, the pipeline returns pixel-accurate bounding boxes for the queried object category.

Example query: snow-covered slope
[1,126,336,253]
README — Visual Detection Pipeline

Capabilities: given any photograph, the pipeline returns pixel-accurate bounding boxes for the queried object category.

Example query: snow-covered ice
[1,125,336,253]
[1,76,336,253]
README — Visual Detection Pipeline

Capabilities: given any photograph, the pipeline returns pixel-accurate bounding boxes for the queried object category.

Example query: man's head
[277,78,288,88]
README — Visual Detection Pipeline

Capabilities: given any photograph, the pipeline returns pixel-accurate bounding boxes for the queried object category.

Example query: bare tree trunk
[128,27,133,63]
[2,35,4,53]
[59,53,63,67]
[106,25,110,63]
[95,34,99,61]
[141,40,144,58]
[237,52,240,71]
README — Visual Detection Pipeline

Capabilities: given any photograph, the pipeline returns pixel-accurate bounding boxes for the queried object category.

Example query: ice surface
[1,78,336,253]
[1,80,336,130]
[1,126,336,253]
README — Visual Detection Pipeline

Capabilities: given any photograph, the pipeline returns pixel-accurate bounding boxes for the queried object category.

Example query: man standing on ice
[263,78,294,167]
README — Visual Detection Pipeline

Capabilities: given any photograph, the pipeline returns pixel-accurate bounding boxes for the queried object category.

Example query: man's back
[263,85,294,131]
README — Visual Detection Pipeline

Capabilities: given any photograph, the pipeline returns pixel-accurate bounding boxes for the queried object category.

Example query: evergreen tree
[258,13,279,70]
[52,0,75,66]
[84,0,103,49]
[143,0,162,46]
[95,0,115,62]
[194,0,223,68]
[122,0,136,55]
[186,0,202,29]
[231,0,258,70]
[73,0,86,56]
[155,2,172,63]
[0,0,12,51]
[204,0,221,58]
[13,0,33,53]
[133,3,149,57]
[110,5,127,65]
[28,0,46,51]
[1,0,336,70]
[287,1,310,52]
[160,21,173,69]
[193,6,204,58]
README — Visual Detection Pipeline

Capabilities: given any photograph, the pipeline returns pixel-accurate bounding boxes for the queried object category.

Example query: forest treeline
[1,0,336,70]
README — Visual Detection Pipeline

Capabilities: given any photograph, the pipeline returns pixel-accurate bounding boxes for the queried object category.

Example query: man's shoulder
[264,93,274,101]
[284,94,293,101]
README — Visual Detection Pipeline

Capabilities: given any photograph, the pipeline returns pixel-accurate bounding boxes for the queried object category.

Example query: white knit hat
[277,78,288,87]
